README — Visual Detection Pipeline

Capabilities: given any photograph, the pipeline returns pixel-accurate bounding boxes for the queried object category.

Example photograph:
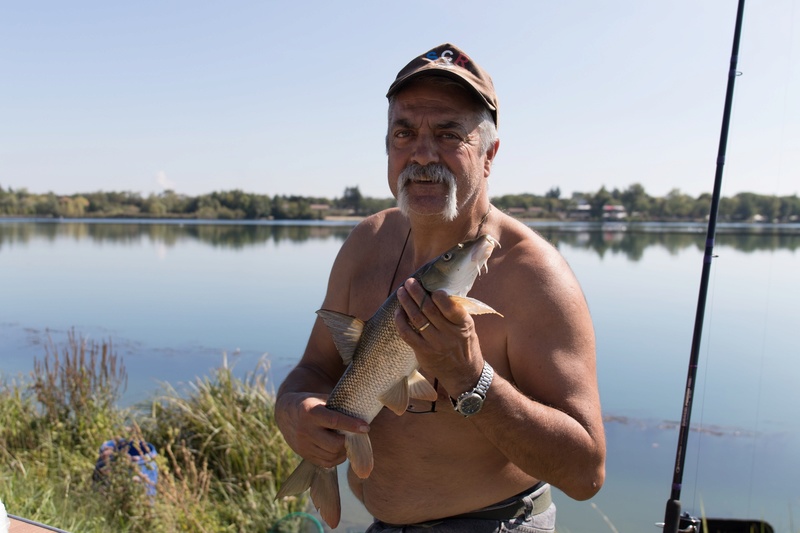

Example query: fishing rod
[660,1,747,532]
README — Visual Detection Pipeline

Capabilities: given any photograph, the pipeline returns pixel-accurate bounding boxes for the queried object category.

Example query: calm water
[1,219,798,532]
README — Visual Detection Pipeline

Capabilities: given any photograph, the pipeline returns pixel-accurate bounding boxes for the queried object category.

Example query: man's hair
[385,75,498,156]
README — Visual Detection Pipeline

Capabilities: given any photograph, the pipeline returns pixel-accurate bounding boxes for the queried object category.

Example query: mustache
[398,163,456,186]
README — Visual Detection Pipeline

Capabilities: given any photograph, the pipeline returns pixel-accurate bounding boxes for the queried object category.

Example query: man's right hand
[275,391,370,468]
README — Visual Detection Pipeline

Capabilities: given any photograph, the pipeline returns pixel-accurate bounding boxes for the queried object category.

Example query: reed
[142,354,307,531]
[32,330,128,454]
[0,333,305,532]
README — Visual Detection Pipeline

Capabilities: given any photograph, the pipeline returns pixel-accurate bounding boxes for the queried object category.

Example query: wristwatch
[451,361,493,417]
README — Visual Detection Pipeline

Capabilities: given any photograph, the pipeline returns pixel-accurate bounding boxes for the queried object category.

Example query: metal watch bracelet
[451,360,494,416]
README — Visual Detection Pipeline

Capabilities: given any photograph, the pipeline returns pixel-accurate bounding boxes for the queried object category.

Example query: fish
[275,234,502,528]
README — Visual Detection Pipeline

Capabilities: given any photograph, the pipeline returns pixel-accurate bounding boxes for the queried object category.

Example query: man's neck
[406,201,493,268]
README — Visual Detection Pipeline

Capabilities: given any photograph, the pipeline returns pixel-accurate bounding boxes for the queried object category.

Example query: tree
[661,189,694,219]
[340,186,363,214]
[589,187,612,220]
[620,183,651,219]
[545,187,561,199]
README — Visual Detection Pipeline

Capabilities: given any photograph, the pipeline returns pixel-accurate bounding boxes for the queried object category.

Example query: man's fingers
[311,403,369,434]
[431,289,470,322]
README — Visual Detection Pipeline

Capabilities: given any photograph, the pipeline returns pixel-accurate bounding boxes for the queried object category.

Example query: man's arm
[395,235,605,500]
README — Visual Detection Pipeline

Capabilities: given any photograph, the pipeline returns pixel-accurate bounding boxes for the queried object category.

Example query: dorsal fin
[316,309,364,365]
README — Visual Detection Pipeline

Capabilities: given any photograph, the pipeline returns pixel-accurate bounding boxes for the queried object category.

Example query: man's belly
[347,408,538,524]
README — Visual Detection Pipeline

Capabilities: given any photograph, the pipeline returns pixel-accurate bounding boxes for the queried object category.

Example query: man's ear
[484,138,500,177]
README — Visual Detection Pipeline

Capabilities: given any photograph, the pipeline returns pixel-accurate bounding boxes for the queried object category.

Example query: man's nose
[410,133,439,167]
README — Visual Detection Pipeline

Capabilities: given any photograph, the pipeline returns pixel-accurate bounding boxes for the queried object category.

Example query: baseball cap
[386,43,499,125]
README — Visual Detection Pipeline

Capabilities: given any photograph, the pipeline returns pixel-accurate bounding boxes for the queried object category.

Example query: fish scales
[327,295,417,422]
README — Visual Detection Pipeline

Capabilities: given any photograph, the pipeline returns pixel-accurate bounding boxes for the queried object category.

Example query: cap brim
[386,67,497,121]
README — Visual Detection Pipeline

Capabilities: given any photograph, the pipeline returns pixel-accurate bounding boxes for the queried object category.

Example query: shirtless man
[275,43,605,532]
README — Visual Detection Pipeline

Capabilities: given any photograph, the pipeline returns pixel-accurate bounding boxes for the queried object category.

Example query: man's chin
[398,200,458,222]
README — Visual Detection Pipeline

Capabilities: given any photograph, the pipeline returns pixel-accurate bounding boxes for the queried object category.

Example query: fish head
[414,234,500,297]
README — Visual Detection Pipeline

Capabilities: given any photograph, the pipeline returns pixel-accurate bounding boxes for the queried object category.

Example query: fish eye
[442,252,453,261]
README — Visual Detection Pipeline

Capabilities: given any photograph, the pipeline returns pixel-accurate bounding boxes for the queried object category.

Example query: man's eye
[439,133,466,145]
[395,130,412,138]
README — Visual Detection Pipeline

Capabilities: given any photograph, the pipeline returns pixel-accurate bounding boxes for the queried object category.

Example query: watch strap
[451,360,494,415]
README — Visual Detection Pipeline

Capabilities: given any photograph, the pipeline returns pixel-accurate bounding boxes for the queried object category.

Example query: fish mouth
[428,234,500,297]
[471,235,500,275]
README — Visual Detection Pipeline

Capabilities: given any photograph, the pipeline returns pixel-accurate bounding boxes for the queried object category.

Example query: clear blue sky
[2,1,798,200]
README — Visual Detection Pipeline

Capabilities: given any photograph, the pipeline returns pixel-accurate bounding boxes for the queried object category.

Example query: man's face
[387,81,492,220]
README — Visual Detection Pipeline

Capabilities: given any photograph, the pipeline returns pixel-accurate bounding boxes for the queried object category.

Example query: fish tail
[276,459,341,528]
[310,464,341,528]
[275,458,317,498]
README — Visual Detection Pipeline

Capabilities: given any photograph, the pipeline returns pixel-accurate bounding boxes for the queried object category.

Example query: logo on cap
[425,48,471,69]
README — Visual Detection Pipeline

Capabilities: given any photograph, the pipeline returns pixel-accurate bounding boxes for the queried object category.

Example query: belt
[448,484,552,521]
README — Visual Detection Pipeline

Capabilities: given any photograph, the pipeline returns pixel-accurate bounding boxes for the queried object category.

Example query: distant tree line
[1,183,798,223]
[493,184,800,223]
[0,186,393,220]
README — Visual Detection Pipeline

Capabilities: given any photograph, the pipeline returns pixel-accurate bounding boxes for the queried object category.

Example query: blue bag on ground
[93,437,158,496]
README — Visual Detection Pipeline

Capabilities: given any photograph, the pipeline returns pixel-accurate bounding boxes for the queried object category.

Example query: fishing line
[745,249,775,517]
[688,245,719,514]
[687,3,748,507]
[661,2,747,530]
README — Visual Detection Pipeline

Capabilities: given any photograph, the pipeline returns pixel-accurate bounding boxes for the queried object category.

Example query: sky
[2,1,798,201]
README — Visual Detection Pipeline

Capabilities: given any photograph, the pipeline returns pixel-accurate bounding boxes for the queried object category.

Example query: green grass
[0,330,307,532]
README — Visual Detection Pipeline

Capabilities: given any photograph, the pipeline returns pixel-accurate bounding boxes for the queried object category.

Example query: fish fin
[275,458,317,499]
[316,309,364,365]
[449,295,504,317]
[379,377,410,416]
[309,465,341,529]
[408,370,438,401]
[345,432,374,479]
[275,458,342,528]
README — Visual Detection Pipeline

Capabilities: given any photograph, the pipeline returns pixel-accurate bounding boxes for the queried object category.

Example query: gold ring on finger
[418,321,431,332]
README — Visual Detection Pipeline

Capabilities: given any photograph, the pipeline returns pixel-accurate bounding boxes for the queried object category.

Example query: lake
[1,219,798,532]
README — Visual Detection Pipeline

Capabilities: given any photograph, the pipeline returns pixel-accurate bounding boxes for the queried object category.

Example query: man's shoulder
[350,208,405,236]
[328,209,408,315]
[342,208,408,252]
[494,214,563,269]
[487,214,581,306]
[333,208,407,271]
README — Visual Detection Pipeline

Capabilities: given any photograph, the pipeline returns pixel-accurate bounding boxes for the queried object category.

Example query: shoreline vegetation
[0,331,308,533]
[1,184,799,223]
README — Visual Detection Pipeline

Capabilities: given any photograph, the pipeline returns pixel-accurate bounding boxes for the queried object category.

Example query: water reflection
[2,219,798,258]
[0,219,356,249]
[536,224,800,260]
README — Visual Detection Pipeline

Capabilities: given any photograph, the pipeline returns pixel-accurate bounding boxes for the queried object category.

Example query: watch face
[458,394,484,416]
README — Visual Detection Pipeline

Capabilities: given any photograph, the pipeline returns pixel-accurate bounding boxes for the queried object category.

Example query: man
[275,43,605,532]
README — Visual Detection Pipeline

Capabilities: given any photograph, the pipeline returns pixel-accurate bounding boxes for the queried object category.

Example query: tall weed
[32,329,127,453]
[0,334,305,532]
[143,355,306,531]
